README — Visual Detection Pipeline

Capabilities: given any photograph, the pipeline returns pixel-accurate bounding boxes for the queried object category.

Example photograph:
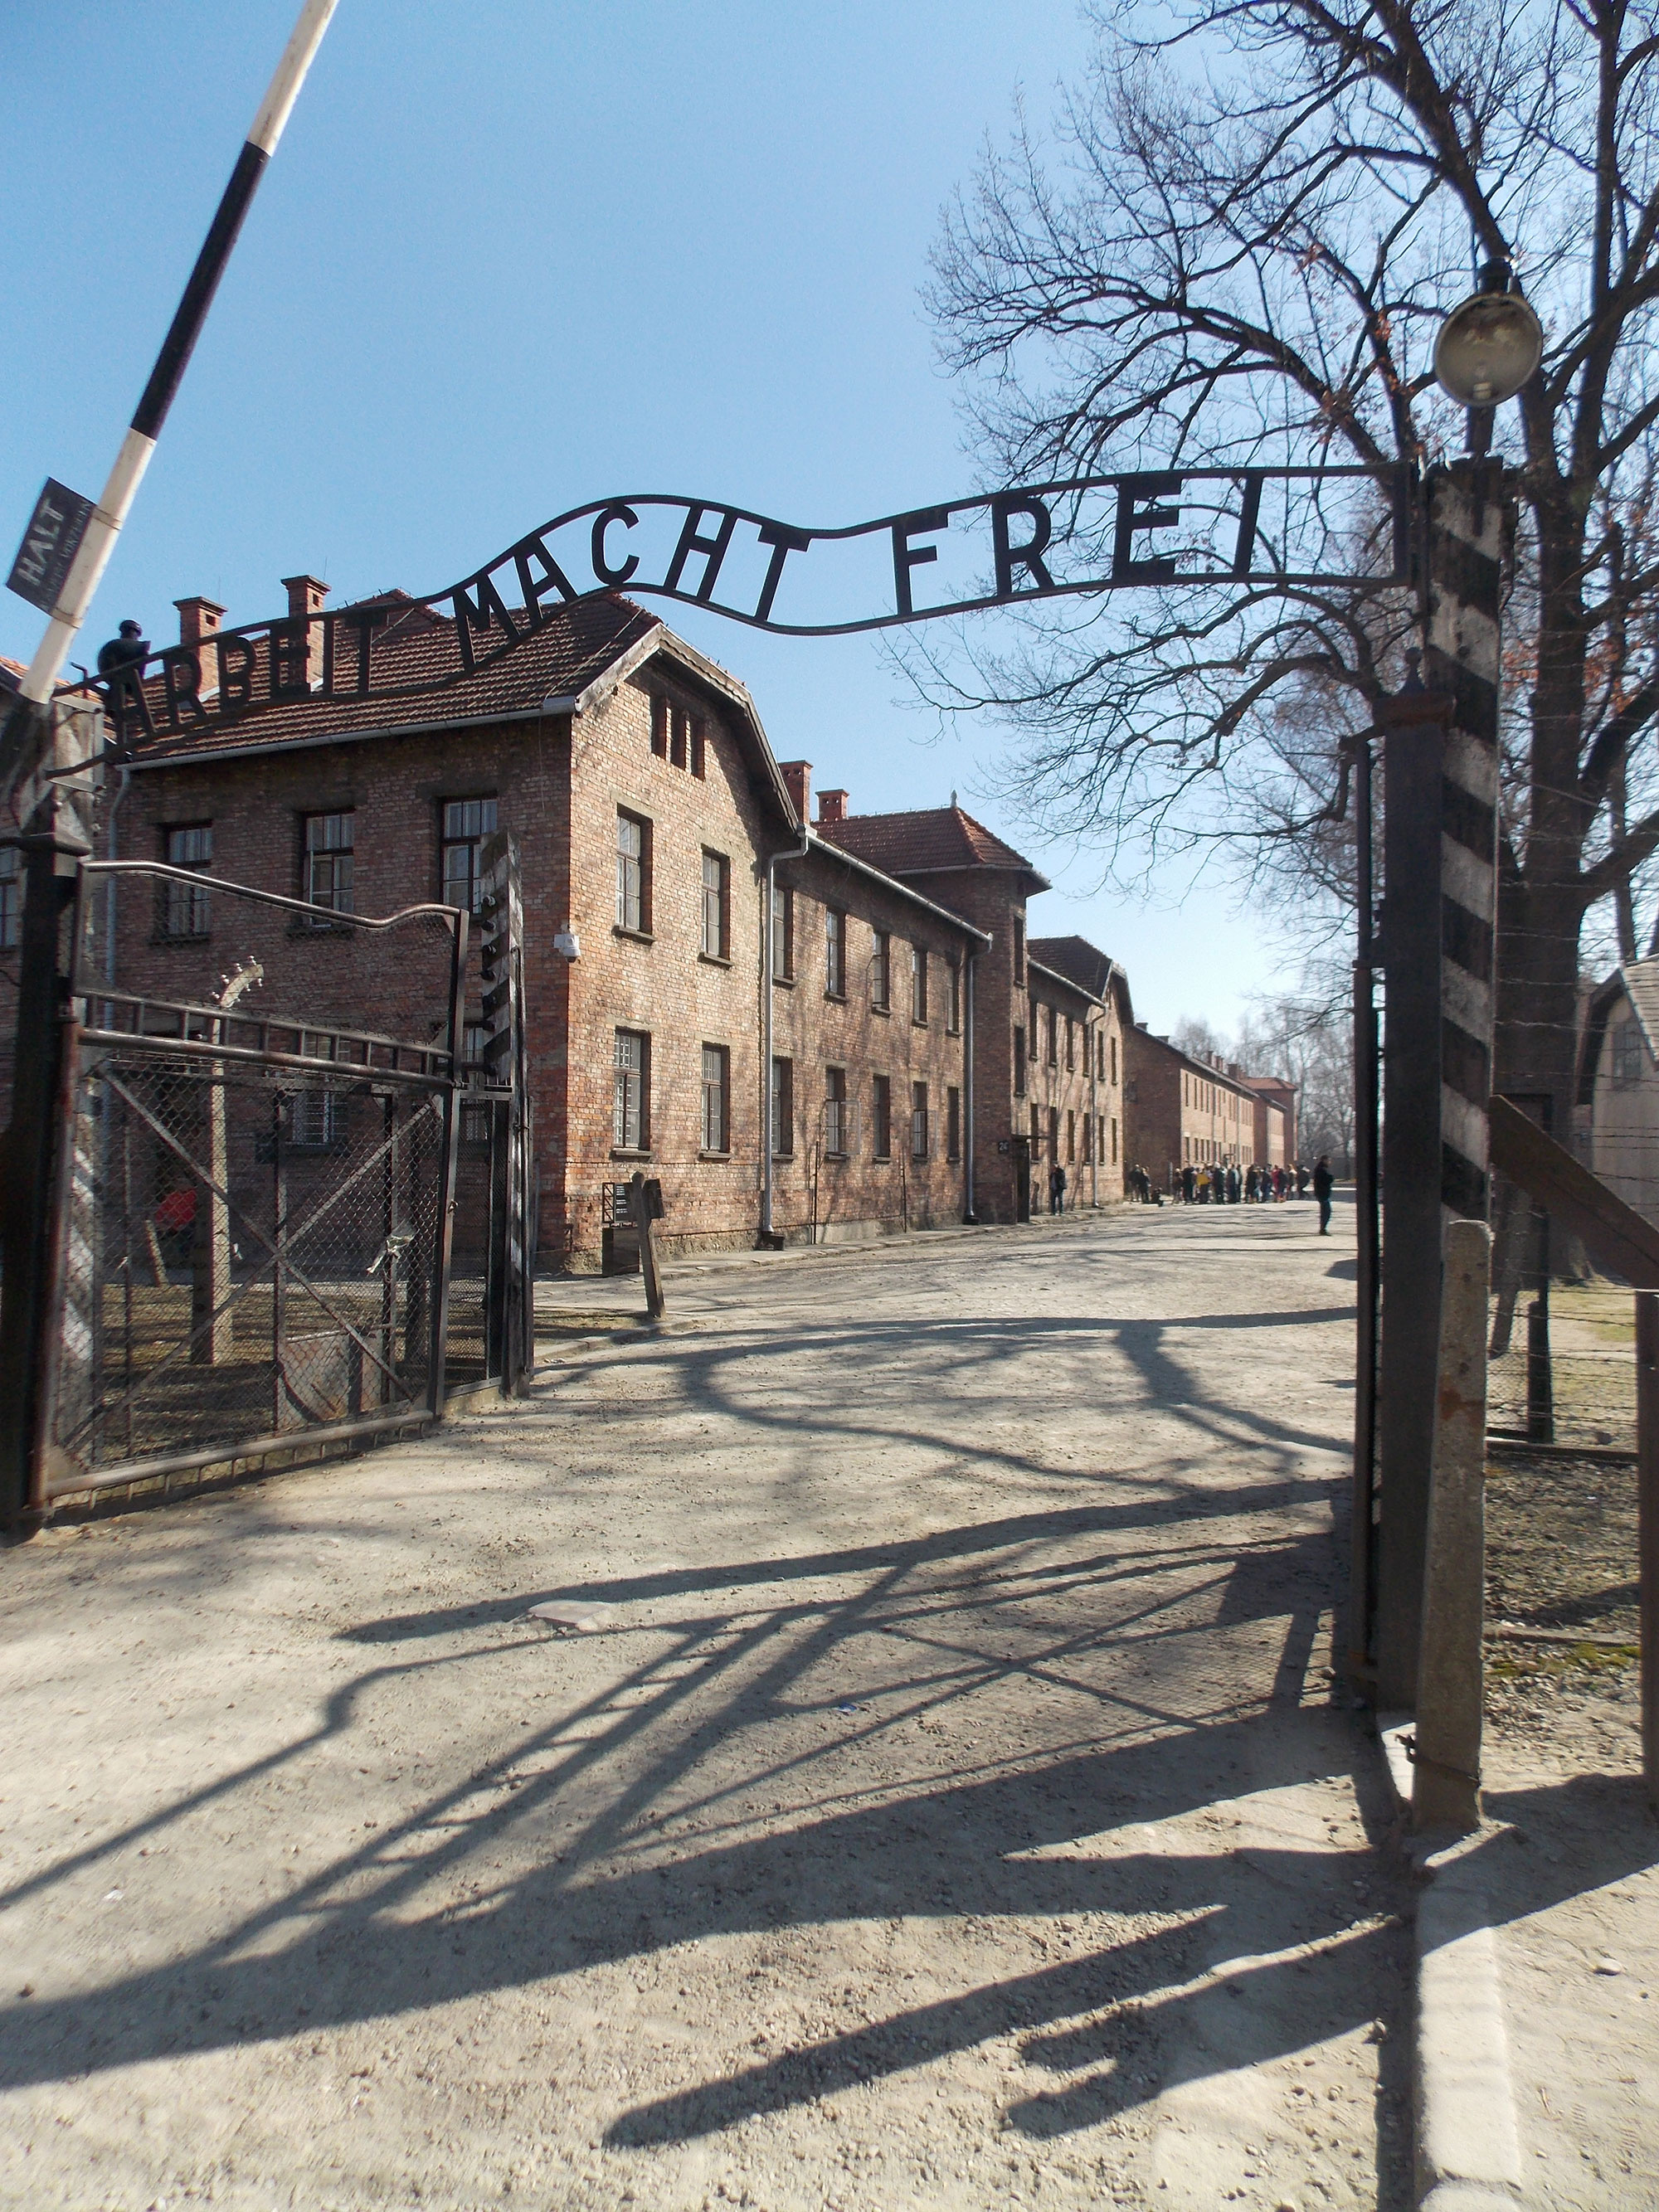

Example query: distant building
[1575,960,1659,1224]
[1123,1024,1294,1190]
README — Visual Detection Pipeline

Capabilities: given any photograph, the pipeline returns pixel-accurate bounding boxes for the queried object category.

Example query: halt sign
[7,478,95,616]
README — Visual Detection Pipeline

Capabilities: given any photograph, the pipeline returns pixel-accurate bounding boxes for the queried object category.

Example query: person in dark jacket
[1313,1155,1334,1234]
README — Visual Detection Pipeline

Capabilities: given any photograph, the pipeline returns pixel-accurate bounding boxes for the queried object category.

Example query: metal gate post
[0,805,90,1525]
[427,906,468,1417]
[1350,727,1381,1685]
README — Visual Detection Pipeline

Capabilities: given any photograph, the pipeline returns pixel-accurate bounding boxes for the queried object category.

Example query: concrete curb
[1377,1716,1524,2210]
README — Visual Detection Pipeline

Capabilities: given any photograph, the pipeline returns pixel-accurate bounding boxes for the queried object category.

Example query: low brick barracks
[8,584,1293,1266]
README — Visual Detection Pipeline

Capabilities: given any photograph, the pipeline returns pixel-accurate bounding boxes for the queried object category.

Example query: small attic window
[649,692,705,775]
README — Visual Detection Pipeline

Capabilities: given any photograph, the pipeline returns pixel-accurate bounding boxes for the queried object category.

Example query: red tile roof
[1028,935,1119,999]
[816,805,1047,887]
[103,593,659,763]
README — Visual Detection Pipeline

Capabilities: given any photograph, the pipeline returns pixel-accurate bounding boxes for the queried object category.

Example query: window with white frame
[700,1044,730,1152]
[871,930,890,1010]
[304,810,354,916]
[701,850,729,960]
[911,1081,929,1160]
[771,880,794,980]
[440,797,497,912]
[0,844,19,951]
[825,1066,849,1155]
[615,810,649,933]
[163,824,212,938]
[614,1028,649,1150]
[825,909,846,999]
[292,1032,339,1148]
[1613,1016,1644,1086]
[771,1056,794,1155]
[910,943,927,1024]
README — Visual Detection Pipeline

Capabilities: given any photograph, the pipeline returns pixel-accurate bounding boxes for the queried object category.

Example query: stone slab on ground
[0,1203,1411,2210]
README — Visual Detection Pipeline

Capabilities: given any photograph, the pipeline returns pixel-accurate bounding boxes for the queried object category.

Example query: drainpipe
[759,824,810,1244]
[1088,1009,1098,1208]
[962,950,976,1222]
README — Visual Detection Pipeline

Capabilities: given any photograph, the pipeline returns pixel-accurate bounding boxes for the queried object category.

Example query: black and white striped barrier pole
[0,0,337,822]
[1374,459,1511,1708]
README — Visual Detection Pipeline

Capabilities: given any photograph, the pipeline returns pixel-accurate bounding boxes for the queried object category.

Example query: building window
[461,1021,492,1145]
[946,1085,961,1160]
[0,843,21,950]
[825,1066,849,1156]
[613,1028,649,1150]
[771,1056,794,1155]
[910,944,927,1025]
[1067,1110,1076,1163]
[701,849,730,960]
[873,1072,892,1159]
[1081,1113,1092,1164]
[304,810,354,916]
[871,930,890,1011]
[650,694,669,756]
[163,824,212,938]
[825,909,846,999]
[1030,1103,1041,1151]
[947,960,961,1034]
[771,881,794,980]
[1110,1115,1117,1163]
[1612,1016,1644,1086]
[912,1082,929,1160]
[1012,917,1024,985]
[616,810,649,934]
[1049,1106,1060,1159]
[1047,1006,1058,1067]
[700,1043,730,1153]
[292,1033,339,1149]
[669,706,687,769]
[440,797,497,912]
[1110,1035,1117,1084]
[1014,1024,1026,1097]
[1065,1015,1075,1072]
[690,718,706,777]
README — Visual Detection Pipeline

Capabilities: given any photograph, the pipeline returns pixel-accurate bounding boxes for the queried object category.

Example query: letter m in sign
[7,479,95,615]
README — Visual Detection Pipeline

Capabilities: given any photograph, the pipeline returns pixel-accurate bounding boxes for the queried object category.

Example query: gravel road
[1,1200,1411,2210]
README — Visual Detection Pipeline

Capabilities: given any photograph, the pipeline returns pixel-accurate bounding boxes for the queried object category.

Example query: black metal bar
[1350,728,1381,1684]
[428,907,469,1417]
[42,1407,436,1502]
[1376,689,1452,1710]
[0,826,85,1525]
[130,143,270,442]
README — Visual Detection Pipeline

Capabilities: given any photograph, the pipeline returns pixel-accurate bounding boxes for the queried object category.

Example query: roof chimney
[819,788,848,825]
[281,574,328,688]
[175,596,226,656]
[778,759,812,826]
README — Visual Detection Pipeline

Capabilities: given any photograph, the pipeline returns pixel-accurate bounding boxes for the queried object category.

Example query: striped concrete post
[1427,460,1508,1223]
[1374,462,1510,1709]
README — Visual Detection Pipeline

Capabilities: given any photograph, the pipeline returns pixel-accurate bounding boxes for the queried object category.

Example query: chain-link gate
[10,847,529,1509]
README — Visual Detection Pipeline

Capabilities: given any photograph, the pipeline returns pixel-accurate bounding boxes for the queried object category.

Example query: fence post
[1413,1218,1492,1831]
[1637,1293,1659,1810]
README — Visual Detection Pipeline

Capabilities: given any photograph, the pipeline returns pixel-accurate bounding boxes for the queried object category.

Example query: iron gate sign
[90,464,1413,743]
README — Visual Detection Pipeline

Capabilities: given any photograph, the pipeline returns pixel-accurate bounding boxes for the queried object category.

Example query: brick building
[812,805,1131,1219]
[1122,1025,1293,1189]
[82,586,986,1267]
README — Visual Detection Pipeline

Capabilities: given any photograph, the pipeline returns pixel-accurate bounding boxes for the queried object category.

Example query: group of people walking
[1177,1160,1301,1205]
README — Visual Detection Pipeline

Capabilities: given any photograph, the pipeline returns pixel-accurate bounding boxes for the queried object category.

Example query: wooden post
[627,1171,665,1321]
[1413,1218,1492,1831]
[1637,1293,1659,1810]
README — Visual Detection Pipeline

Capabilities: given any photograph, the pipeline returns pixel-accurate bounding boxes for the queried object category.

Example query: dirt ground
[1481,1655,1658,2210]
[0,1201,1413,2210]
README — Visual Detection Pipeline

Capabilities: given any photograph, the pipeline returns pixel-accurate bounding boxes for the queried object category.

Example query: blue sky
[1,2,1284,1036]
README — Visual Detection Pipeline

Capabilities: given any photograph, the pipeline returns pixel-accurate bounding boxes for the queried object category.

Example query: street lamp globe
[1433,281,1544,407]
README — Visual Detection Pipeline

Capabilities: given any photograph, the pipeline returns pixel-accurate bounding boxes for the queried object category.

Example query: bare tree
[921,0,1659,1123]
